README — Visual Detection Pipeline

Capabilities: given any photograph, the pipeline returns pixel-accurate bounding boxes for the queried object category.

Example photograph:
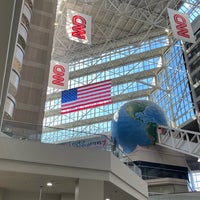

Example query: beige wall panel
[28,29,50,46]
[20,66,45,84]
[14,110,39,123]
[24,47,48,64]
[15,86,43,106]
[31,12,54,29]
[34,0,55,13]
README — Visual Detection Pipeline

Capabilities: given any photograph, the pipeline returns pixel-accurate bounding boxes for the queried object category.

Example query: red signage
[66,9,91,44]
[167,8,195,43]
[52,64,65,87]
[48,61,68,89]
[72,15,87,40]
[174,14,190,38]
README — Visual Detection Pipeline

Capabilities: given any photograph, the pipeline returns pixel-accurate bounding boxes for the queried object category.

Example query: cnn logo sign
[48,61,68,89]
[174,14,190,38]
[67,9,91,44]
[72,15,87,40]
[52,64,65,86]
[168,8,195,43]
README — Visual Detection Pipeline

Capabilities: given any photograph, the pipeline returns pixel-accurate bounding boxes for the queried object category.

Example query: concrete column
[0,0,23,129]
[75,179,104,200]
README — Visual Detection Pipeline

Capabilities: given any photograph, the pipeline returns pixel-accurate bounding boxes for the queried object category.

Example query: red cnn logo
[174,14,190,38]
[72,15,86,40]
[52,65,65,86]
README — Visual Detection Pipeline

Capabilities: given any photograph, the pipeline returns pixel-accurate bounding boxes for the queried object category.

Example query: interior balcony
[19,23,28,43]
[13,44,24,72]
[25,0,33,11]
[8,69,20,97]
[4,94,16,119]
[23,1,32,25]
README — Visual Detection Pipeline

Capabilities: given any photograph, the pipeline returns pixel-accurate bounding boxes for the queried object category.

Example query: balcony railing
[8,69,20,96]
[23,2,32,24]
[4,95,16,119]
[21,13,30,30]
[1,120,142,178]
[14,44,24,68]
[25,0,33,10]
[19,23,28,43]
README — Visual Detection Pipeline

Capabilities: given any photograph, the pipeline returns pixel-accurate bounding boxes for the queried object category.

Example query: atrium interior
[0,0,200,200]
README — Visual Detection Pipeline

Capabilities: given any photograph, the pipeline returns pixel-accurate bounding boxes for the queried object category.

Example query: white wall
[0,137,148,200]
[129,145,188,167]
[0,190,60,200]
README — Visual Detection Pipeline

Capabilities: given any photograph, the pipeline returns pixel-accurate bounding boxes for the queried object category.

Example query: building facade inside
[1,0,200,199]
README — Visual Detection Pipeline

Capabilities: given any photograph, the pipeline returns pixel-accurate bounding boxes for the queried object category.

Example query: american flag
[61,80,112,114]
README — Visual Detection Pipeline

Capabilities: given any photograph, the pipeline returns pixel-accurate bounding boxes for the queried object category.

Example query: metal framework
[42,0,200,143]
[157,125,200,158]
[53,0,182,62]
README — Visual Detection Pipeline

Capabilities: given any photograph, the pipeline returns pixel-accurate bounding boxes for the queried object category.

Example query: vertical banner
[167,8,195,43]
[66,9,91,44]
[48,60,69,90]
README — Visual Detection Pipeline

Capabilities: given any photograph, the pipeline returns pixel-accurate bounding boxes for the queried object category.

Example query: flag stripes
[61,80,112,114]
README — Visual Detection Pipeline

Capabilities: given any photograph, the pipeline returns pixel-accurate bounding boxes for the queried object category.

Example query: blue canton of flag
[61,88,78,103]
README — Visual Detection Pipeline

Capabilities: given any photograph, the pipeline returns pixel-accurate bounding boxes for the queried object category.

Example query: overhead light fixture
[198,158,200,162]
[46,182,53,187]
[165,28,169,33]
[105,198,110,200]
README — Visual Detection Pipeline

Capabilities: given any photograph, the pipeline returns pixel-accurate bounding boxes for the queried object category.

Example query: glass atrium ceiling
[53,0,184,63]
[43,0,200,143]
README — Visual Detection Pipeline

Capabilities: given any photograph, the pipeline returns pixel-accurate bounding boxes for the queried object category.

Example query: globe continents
[111,100,168,153]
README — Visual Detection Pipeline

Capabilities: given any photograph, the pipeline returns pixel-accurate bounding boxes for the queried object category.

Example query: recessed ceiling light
[46,182,53,187]
[105,198,110,200]
[165,28,169,33]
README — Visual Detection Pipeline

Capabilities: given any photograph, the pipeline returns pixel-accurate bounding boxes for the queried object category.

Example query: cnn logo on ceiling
[48,61,68,89]
[71,15,86,40]
[174,14,190,38]
[51,64,65,86]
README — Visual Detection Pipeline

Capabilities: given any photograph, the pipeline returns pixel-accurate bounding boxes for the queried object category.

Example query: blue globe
[111,100,168,153]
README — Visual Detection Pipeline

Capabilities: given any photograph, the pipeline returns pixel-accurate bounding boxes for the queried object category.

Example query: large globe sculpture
[111,100,168,153]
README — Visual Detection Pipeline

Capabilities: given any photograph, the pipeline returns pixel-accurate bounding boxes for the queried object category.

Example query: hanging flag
[66,9,91,44]
[61,80,112,114]
[167,8,195,43]
[48,60,69,90]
